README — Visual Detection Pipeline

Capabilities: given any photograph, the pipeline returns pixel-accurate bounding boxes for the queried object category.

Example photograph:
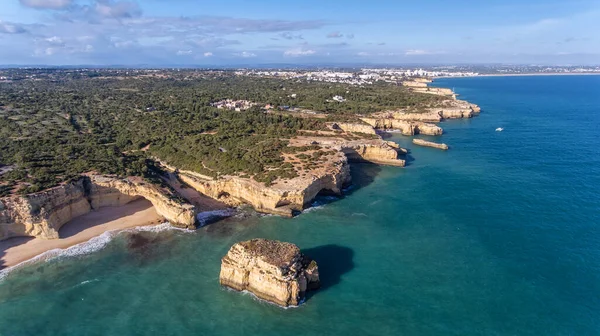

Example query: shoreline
[436,73,600,79]
[0,199,163,270]
[0,78,473,274]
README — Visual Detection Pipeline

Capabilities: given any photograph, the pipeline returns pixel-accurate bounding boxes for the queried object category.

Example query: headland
[0,69,480,269]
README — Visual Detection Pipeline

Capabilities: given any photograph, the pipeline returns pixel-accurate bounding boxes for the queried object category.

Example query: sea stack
[412,138,449,150]
[219,239,320,307]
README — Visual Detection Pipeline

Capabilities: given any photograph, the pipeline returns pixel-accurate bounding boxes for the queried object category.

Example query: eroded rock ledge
[220,239,320,307]
[413,138,449,150]
[0,175,196,241]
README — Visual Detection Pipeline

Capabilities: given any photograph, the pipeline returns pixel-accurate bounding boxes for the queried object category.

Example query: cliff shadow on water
[302,244,354,298]
[307,163,382,210]
[344,163,382,196]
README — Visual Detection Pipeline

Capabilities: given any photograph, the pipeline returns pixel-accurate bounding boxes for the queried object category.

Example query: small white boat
[495,127,504,132]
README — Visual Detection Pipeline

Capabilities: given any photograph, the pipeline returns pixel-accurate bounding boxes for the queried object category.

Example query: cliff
[0,179,91,240]
[220,239,319,307]
[170,135,405,217]
[412,139,449,150]
[176,152,351,217]
[411,87,456,98]
[328,122,377,135]
[88,175,196,229]
[360,118,443,136]
[0,175,197,241]
[429,99,481,119]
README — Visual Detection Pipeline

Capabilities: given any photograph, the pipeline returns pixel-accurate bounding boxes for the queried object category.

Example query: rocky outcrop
[413,139,449,150]
[411,87,456,98]
[329,122,377,135]
[88,175,196,229]
[428,100,481,119]
[174,136,406,217]
[361,118,443,136]
[220,239,319,307]
[341,143,406,166]
[177,154,351,217]
[390,111,443,123]
[0,175,197,241]
[0,179,91,240]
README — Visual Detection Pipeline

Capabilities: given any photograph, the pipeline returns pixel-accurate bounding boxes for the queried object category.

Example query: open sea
[1,75,599,335]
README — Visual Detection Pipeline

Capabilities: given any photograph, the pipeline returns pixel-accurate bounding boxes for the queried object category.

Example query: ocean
[1,75,599,335]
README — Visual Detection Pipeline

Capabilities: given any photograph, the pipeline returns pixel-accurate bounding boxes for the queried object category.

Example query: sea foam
[0,221,191,280]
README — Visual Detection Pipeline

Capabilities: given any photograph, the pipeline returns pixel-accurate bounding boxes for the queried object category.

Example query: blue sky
[0,0,599,65]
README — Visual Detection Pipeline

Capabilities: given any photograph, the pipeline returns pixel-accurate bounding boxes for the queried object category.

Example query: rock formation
[360,118,443,136]
[412,139,449,150]
[328,122,377,134]
[176,153,351,217]
[89,175,197,229]
[220,239,319,307]
[0,175,197,241]
[411,87,456,98]
[171,136,406,217]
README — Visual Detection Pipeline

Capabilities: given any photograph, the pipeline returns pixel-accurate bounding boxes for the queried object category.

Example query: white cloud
[204,52,213,57]
[234,51,256,58]
[176,50,192,55]
[404,49,433,55]
[284,48,316,57]
[45,36,64,45]
[19,0,73,9]
[357,52,369,56]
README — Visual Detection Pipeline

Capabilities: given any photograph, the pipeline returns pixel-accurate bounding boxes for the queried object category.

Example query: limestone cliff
[390,111,443,123]
[429,99,481,119]
[0,179,91,240]
[360,118,443,136]
[329,122,377,135]
[341,143,406,166]
[88,175,196,229]
[411,87,456,98]
[177,152,351,217]
[220,239,319,307]
[0,175,197,241]
[171,136,405,217]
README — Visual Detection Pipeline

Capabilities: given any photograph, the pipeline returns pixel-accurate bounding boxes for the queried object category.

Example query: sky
[0,0,599,66]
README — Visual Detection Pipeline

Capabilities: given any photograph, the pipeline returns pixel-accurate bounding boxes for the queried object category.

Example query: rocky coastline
[0,175,196,241]
[0,78,479,272]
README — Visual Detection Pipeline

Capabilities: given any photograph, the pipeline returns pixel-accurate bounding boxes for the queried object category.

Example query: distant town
[1,65,599,87]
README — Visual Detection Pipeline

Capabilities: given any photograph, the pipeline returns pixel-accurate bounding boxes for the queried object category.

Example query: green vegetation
[0,69,442,195]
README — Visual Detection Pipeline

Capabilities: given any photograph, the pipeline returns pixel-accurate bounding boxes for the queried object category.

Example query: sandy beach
[0,199,163,269]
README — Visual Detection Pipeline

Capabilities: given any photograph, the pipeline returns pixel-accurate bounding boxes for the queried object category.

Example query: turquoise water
[1,75,600,335]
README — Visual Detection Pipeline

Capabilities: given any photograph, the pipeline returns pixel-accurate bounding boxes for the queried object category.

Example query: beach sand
[0,198,163,269]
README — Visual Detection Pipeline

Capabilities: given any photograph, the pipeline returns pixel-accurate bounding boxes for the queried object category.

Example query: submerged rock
[219,239,320,307]
[412,138,449,150]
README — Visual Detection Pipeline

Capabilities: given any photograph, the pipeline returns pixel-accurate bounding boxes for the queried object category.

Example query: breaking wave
[0,221,191,280]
